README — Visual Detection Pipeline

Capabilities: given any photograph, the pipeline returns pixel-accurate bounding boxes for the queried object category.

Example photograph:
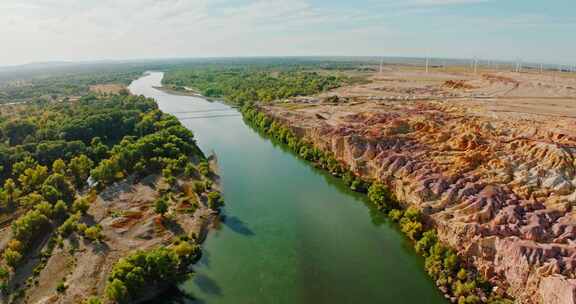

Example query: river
[128,72,446,304]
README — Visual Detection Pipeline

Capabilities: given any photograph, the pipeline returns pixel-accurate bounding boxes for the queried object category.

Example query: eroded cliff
[263,69,576,304]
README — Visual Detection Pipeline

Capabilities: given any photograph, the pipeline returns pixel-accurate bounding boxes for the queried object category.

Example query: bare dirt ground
[265,65,576,304]
[19,170,220,304]
[89,84,126,95]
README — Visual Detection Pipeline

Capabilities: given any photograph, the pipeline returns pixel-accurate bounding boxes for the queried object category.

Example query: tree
[3,248,22,268]
[54,200,68,222]
[83,297,102,304]
[52,159,66,175]
[4,120,36,145]
[59,214,80,237]
[0,266,9,280]
[172,241,197,260]
[1,178,19,209]
[154,198,168,217]
[18,165,49,194]
[43,173,75,204]
[35,201,53,218]
[90,137,109,161]
[368,182,390,209]
[12,157,38,179]
[68,154,94,188]
[84,225,103,242]
[207,191,223,210]
[72,197,90,214]
[106,279,128,302]
[11,209,50,247]
[91,158,120,185]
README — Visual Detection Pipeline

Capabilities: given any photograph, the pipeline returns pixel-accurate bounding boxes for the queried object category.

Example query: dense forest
[161,59,374,105]
[0,70,142,104]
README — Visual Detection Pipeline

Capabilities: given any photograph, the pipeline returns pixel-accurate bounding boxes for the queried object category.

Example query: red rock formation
[265,100,576,304]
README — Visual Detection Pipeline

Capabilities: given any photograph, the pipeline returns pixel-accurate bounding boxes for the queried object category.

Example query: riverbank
[249,68,576,304]
[241,106,512,304]
[131,72,450,304]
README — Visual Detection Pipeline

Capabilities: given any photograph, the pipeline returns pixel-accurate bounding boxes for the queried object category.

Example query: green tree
[1,178,19,209]
[83,297,102,304]
[84,225,103,242]
[18,165,49,194]
[106,279,128,303]
[367,182,390,209]
[53,200,68,221]
[154,198,168,217]
[43,173,75,204]
[52,159,67,175]
[91,158,120,185]
[207,191,223,210]
[35,201,53,218]
[3,248,22,268]
[72,197,90,214]
[4,119,36,145]
[68,154,94,188]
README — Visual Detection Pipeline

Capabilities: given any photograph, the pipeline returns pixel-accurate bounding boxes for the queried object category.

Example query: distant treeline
[161,59,373,105]
[0,57,377,105]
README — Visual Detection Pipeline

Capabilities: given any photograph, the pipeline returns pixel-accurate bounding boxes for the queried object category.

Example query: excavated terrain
[265,67,576,304]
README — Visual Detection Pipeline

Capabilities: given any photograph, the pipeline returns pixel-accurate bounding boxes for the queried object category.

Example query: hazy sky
[1,0,574,66]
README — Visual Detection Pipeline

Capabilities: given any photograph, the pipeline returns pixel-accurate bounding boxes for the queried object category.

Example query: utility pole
[474,58,478,74]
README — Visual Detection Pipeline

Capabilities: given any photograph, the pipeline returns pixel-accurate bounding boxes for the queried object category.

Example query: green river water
[128,72,446,304]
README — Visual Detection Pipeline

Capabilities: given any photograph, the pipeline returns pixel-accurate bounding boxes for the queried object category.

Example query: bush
[207,191,223,210]
[415,230,437,255]
[154,198,169,217]
[3,248,22,268]
[367,182,390,209]
[399,218,423,241]
[106,279,128,303]
[106,247,188,302]
[84,225,103,242]
[72,197,90,214]
[83,297,102,304]
[56,280,67,293]
[388,209,403,222]
[59,214,80,237]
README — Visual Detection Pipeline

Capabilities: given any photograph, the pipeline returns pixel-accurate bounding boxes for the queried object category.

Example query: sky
[1,0,575,66]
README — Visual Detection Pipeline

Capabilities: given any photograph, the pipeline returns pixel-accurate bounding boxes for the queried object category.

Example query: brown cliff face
[264,98,576,304]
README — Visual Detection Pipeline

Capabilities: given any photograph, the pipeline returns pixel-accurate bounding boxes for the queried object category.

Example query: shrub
[388,209,403,222]
[154,198,169,217]
[106,279,128,303]
[84,225,103,242]
[367,182,390,209]
[207,191,223,210]
[59,214,80,237]
[4,248,23,268]
[56,280,67,293]
[72,197,90,214]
